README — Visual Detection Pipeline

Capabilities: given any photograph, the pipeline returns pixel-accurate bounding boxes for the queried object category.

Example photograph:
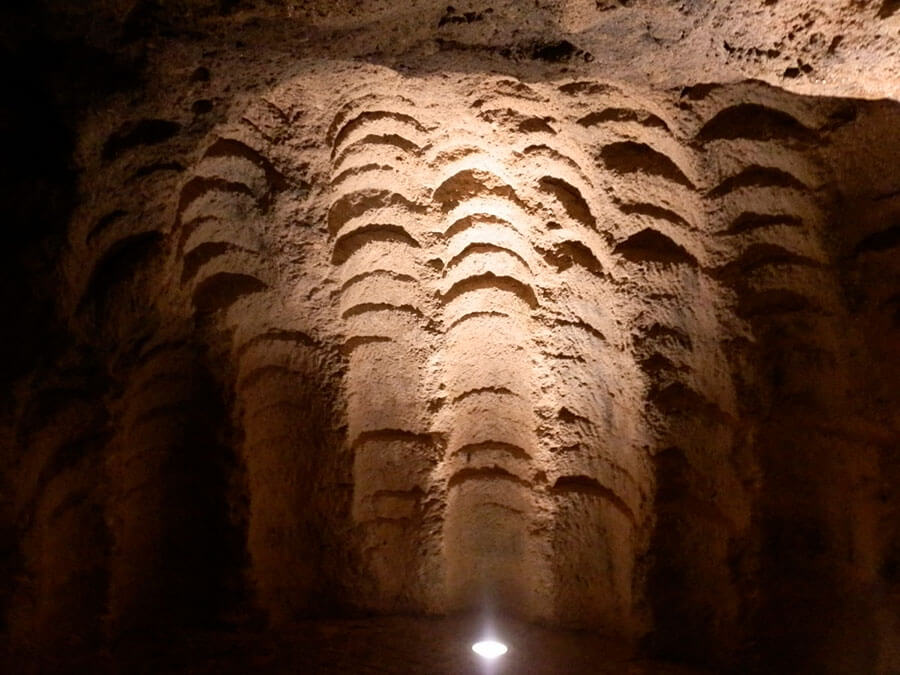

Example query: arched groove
[191,272,268,314]
[441,273,539,308]
[352,428,439,449]
[450,440,532,460]
[445,233,534,279]
[342,311,422,342]
[343,278,424,323]
[478,107,556,134]
[444,214,520,239]
[78,231,163,311]
[618,202,693,230]
[331,163,394,186]
[538,176,597,229]
[202,137,286,189]
[328,189,424,235]
[447,466,530,489]
[599,141,695,189]
[541,240,604,276]
[577,108,671,132]
[447,310,511,330]
[330,174,419,210]
[128,161,185,181]
[725,212,804,235]
[102,118,181,161]
[717,243,822,280]
[182,242,254,282]
[332,135,422,171]
[438,162,527,198]
[331,110,427,155]
[427,144,484,168]
[613,229,698,266]
[332,224,420,265]
[433,168,524,211]
[176,176,258,223]
[341,302,423,319]
[550,475,636,525]
[446,243,531,272]
[33,433,108,503]
[326,94,418,144]
[47,487,91,523]
[340,335,393,355]
[333,142,422,174]
[341,269,418,292]
[854,224,900,255]
[698,103,818,143]
[451,386,520,404]
[234,329,318,361]
[708,166,809,197]
[521,144,595,186]
[178,213,262,259]
[177,216,220,252]
[86,209,127,244]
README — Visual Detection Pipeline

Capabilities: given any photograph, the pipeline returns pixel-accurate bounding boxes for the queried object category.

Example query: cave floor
[16,615,711,674]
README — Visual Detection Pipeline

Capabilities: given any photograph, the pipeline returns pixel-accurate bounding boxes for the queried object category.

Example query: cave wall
[1,2,899,673]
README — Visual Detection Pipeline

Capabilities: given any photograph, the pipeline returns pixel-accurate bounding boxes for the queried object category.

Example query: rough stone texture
[1,1,899,673]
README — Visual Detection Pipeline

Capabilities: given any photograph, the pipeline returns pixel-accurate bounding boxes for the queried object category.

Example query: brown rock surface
[1,1,899,673]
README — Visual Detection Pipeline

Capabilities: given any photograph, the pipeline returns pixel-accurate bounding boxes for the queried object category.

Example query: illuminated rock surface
[1,2,898,672]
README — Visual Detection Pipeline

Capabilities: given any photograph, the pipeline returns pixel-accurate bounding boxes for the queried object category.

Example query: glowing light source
[472,640,508,659]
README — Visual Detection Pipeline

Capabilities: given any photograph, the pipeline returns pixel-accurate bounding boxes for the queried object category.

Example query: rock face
[1,1,899,673]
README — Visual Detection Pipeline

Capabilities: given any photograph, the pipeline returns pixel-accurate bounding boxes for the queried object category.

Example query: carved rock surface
[1,2,899,673]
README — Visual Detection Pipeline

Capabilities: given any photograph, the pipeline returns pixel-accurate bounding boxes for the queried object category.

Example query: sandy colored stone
[1,2,899,673]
